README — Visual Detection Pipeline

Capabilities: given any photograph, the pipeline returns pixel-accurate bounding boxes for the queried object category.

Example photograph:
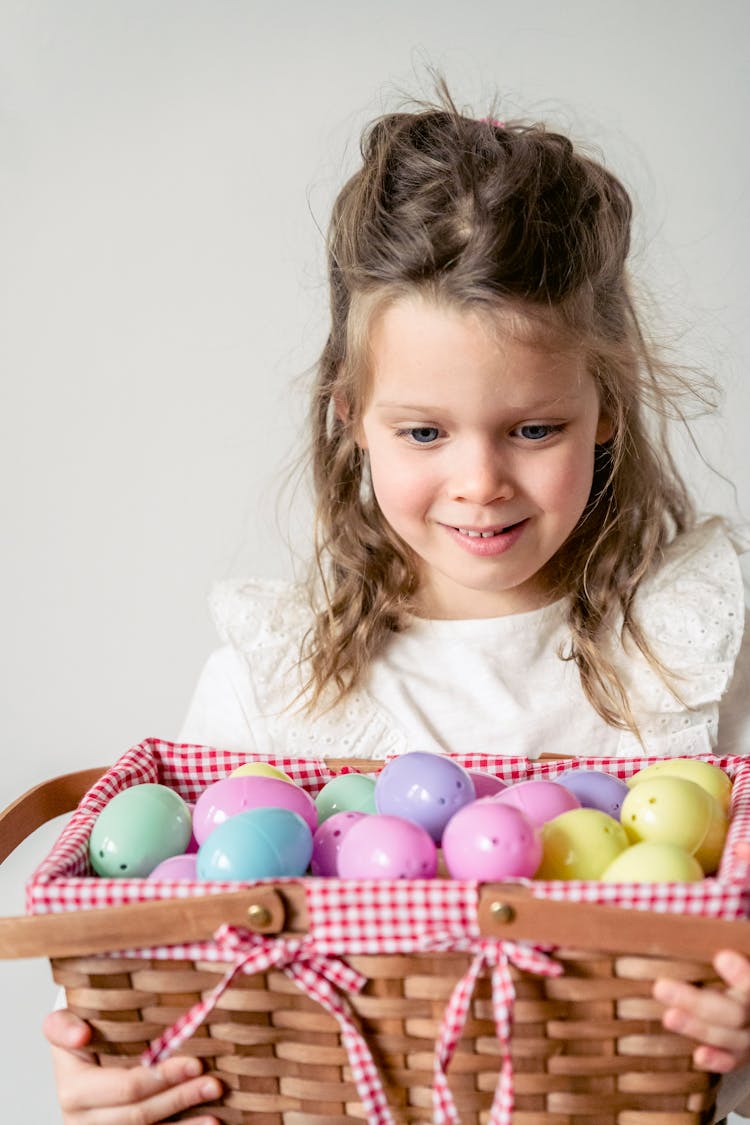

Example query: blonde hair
[302,86,708,735]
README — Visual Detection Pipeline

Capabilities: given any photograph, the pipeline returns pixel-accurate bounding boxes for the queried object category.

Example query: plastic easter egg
[89,783,192,877]
[468,770,508,799]
[337,814,438,879]
[555,768,630,819]
[374,752,476,843]
[315,773,377,824]
[495,779,580,827]
[441,800,542,880]
[536,808,629,880]
[197,808,313,880]
[620,776,713,855]
[229,762,295,784]
[628,759,732,814]
[184,803,199,854]
[601,842,704,883]
[148,853,199,879]
[192,775,317,845]
[693,796,728,874]
[311,811,366,876]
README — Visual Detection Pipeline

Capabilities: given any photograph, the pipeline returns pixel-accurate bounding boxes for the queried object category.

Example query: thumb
[43,1009,95,1063]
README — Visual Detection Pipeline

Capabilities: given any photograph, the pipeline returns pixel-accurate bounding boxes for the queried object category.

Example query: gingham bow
[141,925,396,1124]
[432,938,563,1125]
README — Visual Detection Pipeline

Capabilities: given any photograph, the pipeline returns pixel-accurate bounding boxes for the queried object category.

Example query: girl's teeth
[458,528,501,538]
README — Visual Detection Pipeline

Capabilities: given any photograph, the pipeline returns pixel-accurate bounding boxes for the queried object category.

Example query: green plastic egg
[89,783,192,877]
[536,808,629,880]
[315,773,377,824]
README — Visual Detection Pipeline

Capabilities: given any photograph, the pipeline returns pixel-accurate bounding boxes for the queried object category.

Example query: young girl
[44,89,750,1124]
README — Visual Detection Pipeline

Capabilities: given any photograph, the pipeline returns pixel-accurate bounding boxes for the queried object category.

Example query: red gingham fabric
[25,739,750,1125]
[142,924,395,1125]
[432,940,562,1125]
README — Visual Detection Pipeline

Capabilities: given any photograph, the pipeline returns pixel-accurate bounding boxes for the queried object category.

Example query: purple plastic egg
[442,800,542,880]
[555,768,630,819]
[192,775,317,845]
[374,752,476,843]
[337,814,438,879]
[148,853,198,879]
[495,779,580,827]
[468,770,508,799]
[311,811,366,876]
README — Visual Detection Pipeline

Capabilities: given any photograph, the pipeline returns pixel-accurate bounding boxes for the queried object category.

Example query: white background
[1,1,748,1117]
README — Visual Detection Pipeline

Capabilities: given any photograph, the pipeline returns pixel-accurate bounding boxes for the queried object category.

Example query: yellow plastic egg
[693,796,728,874]
[627,759,732,814]
[600,842,704,883]
[536,808,629,880]
[620,776,713,854]
[229,762,295,784]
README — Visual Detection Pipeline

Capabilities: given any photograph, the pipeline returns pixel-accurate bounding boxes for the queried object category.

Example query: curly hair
[301,84,706,735]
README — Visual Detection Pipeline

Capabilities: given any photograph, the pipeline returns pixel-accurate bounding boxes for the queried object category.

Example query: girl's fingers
[78,1067,223,1124]
[653,963,750,1069]
[714,949,750,1005]
[56,1053,220,1116]
[43,1009,97,1065]
[44,1010,223,1122]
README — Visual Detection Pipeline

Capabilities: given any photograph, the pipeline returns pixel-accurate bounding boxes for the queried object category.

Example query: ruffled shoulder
[613,518,748,755]
[206,577,408,760]
[208,577,313,654]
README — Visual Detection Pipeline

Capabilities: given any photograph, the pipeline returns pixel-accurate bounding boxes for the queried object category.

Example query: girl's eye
[399,426,441,444]
[516,423,560,441]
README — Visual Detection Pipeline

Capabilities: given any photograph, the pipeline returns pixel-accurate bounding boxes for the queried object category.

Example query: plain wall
[1,0,748,1116]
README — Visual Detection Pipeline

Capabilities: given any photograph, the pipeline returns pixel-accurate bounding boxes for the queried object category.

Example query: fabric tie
[430,937,562,1125]
[141,924,395,1125]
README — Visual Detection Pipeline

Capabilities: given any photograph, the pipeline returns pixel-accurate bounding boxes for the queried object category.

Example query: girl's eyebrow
[373,394,581,412]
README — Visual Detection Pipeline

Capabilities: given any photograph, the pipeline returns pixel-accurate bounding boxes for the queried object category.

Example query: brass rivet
[247,904,272,928]
[489,901,515,924]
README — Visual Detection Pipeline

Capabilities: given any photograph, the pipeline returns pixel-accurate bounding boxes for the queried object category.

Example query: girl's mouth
[455,521,523,537]
[443,519,528,556]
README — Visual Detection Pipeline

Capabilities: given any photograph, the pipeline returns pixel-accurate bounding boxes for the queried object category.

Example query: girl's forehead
[366,295,587,381]
[367,292,584,364]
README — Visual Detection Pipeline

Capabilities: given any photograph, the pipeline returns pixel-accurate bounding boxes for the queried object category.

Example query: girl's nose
[450,443,515,505]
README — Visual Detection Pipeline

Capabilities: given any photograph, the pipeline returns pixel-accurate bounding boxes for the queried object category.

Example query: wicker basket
[3,743,750,1125]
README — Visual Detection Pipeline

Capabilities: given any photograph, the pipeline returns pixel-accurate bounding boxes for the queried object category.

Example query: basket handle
[477,882,750,960]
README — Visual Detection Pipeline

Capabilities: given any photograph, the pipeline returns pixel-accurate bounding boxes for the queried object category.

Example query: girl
[44,88,750,1124]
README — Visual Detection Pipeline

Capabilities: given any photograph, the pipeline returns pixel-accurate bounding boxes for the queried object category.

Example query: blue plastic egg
[197,807,313,880]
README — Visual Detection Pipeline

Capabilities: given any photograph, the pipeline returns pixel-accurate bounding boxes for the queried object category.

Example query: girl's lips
[442,519,528,556]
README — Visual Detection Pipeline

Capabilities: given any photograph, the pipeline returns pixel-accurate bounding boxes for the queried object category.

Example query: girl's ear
[596,412,614,444]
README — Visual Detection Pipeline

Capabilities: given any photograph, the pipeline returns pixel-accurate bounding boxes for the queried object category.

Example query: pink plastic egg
[337,814,438,879]
[192,775,317,845]
[185,803,199,854]
[495,779,580,827]
[468,770,508,799]
[148,853,198,879]
[442,800,542,880]
[311,811,366,876]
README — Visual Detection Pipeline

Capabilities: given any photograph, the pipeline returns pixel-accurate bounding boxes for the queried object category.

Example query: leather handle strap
[477,883,750,960]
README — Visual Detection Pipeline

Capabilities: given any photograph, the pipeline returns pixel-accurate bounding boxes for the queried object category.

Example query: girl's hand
[44,1009,223,1124]
[653,950,750,1073]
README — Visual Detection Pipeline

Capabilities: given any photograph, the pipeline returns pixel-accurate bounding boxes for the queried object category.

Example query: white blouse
[179,520,750,762]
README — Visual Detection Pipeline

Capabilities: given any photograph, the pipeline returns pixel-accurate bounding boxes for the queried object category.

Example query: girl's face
[357,296,612,619]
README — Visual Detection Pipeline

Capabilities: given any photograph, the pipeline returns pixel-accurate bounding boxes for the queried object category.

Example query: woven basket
[3,743,750,1125]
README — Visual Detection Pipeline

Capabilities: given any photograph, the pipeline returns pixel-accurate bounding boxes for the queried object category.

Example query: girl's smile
[357,296,612,619]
